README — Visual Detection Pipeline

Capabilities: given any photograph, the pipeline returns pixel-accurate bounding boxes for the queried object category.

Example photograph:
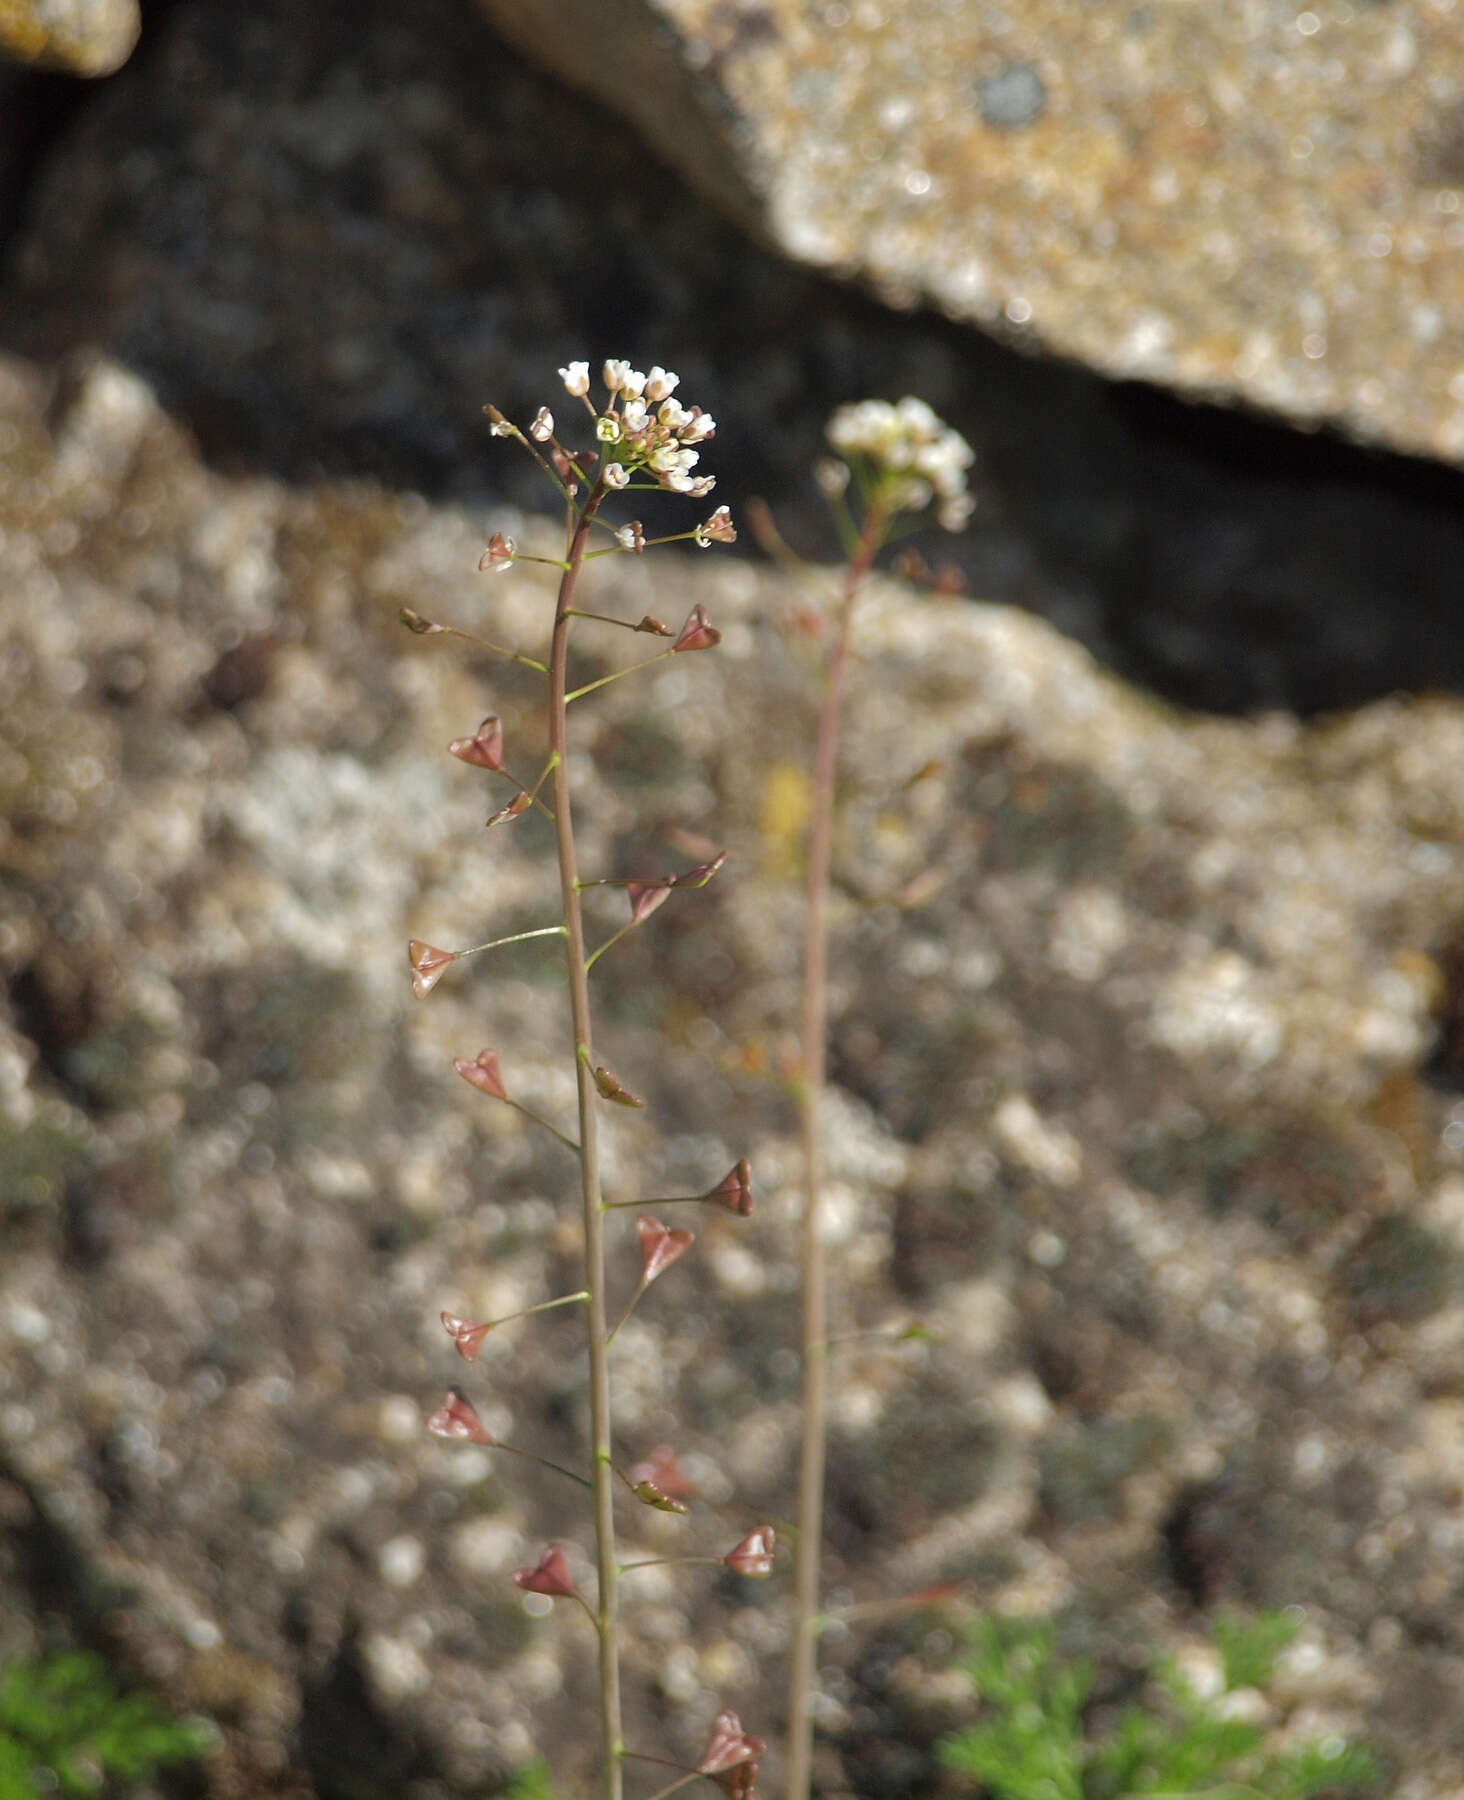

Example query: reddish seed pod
[512,1544,575,1596]
[448,716,505,770]
[440,1312,493,1362]
[723,1525,775,1578]
[636,1215,694,1285]
[673,604,721,653]
[408,940,455,998]
[453,1050,507,1101]
[426,1388,495,1446]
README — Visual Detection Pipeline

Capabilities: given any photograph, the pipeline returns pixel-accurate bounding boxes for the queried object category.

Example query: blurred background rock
[2,3,1464,1798]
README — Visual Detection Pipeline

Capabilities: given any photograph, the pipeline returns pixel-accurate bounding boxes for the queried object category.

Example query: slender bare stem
[785,508,886,1800]
[548,483,624,1800]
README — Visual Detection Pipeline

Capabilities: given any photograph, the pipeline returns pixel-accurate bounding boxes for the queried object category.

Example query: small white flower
[559,361,590,398]
[596,414,623,444]
[814,457,850,497]
[621,367,647,398]
[658,397,692,432]
[680,411,715,442]
[603,358,632,393]
[603,462,630,489]
[644,366,679,402]
[529,407,554,442]
[686,474,716,497]
[622,397,649,432]
[615,522,645,551]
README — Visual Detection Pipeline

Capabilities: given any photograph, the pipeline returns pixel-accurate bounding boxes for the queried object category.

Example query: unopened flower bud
[629,1445,694,1500]
[400,608,443,634]
[635,614,673,635]
[427,1388,495,1445]
[559,361,590,397]
[529,407,554,442]
[603,463,630,490]
[632,1478,692,1515]
[483,403,516,438]
[592,1064,644,1109]
[408,940,455,998]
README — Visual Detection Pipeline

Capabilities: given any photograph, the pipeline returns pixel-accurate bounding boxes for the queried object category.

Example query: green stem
[548,483,624,1800]
[785,506,886,1800]
[566,650,673,703]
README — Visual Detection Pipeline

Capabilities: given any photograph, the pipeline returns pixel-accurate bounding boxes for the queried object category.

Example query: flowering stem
[785,503,887,1800]
[548,479,624,1800]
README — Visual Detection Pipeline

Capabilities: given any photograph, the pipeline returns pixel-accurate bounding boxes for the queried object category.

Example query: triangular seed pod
[704,1159,752,1216]
[673,604,721,653]
[448,716,505,770]
[697,1711,766,1774]
[511,1544,575,1596]
[408,940,455,998]
[440,1312,493,1362]
[453,1050,507,1101]
[426,1388,495,1446]
[723,1526,775,1578]
[627,882,672,925]
[636,1215,694,1285]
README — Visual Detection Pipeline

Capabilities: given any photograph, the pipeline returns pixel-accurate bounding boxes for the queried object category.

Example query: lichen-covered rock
[480,0,1464,467]
[3,352,1464,1795]
[0,0,137,73]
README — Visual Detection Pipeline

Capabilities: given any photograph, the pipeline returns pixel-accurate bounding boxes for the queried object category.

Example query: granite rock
[3,351,1464,1795]
[0,0,137,74]
[5,0,1464,723]
[480,0,1464,466]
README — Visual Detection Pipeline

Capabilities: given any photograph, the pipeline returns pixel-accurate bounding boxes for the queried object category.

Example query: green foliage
[502,1759,561,1800]
[937,1613,1376,1800]
[0,1653,212,1799]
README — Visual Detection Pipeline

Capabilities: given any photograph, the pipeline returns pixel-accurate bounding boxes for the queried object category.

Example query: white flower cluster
[825,396,975,530]
[558,359,717,498]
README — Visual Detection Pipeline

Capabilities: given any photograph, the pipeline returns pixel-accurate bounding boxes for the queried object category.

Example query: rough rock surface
[0,0,137,73]
[480,0,1464,466]
[4,352,1464,1798]
[5,0,1464,723]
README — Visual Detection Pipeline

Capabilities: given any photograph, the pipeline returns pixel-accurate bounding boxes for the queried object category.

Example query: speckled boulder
[0,0,137,72]
[479,0,1464,466]
[4,351,1464,1796]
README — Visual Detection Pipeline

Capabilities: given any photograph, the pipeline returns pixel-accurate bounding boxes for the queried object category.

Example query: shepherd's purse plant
[408,359,767,1800]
